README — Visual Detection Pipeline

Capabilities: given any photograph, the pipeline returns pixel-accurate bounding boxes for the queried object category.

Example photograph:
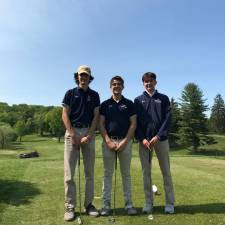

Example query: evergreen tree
[209,94,225,133]
[178,83,208,150]
[169,98,181,147]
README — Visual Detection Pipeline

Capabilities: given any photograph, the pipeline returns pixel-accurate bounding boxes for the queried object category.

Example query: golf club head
[152,184,157,193]
[148,214,154,220]
[77,216,83,224]
[108,217,116,223]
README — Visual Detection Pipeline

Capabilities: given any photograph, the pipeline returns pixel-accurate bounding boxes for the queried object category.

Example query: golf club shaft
[78,145,82,219]
[113,151,118,219]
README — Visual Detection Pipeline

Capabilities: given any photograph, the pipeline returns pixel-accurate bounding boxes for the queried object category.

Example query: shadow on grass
[0,180,41,212]
[22,139,47,143]
[153,204,225,214]
[187,149,225,157]
[9,142,24,150]
[94,204,225,216]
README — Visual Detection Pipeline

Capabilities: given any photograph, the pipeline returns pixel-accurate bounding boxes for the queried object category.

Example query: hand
[106,140,118,151]
[116,138,128,151]
[142,139,151,150]
[69,130,80,146]
[149,136,160,148]
[80,135,91,145]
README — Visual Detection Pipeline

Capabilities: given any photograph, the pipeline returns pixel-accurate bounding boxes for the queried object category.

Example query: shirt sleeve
[94,93,100,108]
[129,101,136,117]
[156,96,171,138]
[134,98,145,141]
[99,102,106,116]
[62,90,72,107]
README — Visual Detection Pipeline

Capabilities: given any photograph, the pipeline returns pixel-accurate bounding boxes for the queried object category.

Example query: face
[143,77,157,93]
[110,79,123,95]
[78,73,90,88]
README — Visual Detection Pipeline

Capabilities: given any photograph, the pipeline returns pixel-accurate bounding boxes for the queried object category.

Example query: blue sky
[1,0,225,115]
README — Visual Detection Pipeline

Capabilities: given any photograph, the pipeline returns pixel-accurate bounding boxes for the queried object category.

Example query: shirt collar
[110,95,125,103]
[143,90,158,97]
[77,86,90,93]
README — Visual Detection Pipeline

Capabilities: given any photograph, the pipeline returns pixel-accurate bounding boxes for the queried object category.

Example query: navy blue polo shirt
[134,90,171,141]
[100,96,136,138]
[62,87,100,126]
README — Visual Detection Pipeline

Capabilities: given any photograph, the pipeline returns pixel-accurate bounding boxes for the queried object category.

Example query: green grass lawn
[1,134,225,225]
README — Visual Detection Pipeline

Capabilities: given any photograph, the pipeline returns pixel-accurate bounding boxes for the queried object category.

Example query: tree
[45,107,65,142]
[178,83,209,150]
[14,120,27,142]
[0,123,17,149]
[169,98,181,147]
[209,94,225,133]
[33,109,50,136]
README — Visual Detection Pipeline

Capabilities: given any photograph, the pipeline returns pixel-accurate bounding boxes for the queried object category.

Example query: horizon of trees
[1,83,225,150]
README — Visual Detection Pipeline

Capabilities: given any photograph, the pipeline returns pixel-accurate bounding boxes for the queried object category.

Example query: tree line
[0,103,64,148]
[1,82,225,150]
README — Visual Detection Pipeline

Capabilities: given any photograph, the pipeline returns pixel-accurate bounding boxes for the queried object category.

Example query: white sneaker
[142,204,153,214]
[64,206,75,221]
[165,204,174,214]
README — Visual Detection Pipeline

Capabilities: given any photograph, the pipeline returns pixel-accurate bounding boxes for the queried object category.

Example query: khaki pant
[102,140,133,208]
[139,140,175,205]
[64,128,95,208]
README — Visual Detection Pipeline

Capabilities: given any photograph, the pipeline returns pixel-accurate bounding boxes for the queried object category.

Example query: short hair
[110,76,124,87]
[142,72,157,82]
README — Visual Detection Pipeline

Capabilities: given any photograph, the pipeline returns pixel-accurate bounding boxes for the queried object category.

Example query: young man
[62,65,100,221]
[99,76,137,216]
[134,72,175,214]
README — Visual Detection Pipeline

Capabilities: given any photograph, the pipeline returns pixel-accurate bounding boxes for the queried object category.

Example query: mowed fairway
[1,135,225,225]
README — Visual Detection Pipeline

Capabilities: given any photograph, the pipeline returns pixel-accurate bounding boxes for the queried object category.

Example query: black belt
[72,123,89,128]
[110,136,125,139]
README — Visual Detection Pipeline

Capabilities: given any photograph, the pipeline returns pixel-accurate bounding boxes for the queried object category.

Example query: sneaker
[126,207,137,215]
[142,203,153,214]
[85,203,99,217]
[100,206,111,216]
[165,204,174,214]
[64,206,75,221]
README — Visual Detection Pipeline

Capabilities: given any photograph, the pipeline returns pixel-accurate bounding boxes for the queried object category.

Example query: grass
[0,134,225,225]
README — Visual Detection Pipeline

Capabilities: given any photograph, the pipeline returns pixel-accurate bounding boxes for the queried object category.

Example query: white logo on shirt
[120,104,127,109]
[154,99,161,103]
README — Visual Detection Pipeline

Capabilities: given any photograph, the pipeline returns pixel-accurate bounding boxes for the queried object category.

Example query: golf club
[147,149,154,221]
[108,151,118,223]
[77,146,83,225]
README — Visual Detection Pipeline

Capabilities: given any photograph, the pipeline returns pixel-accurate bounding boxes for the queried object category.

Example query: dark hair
[142,72,157,82]
[74,73,94,85]
[110,76,124,87]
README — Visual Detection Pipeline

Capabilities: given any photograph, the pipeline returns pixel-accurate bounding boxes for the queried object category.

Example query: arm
[117,114,137,151]
[62,106,80,145]
[156,97,171,139]
[134,98,145,142]
[99,115,117,150]
[134,99,150,149]
[80,106,99,145]
[149,97,171,148]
